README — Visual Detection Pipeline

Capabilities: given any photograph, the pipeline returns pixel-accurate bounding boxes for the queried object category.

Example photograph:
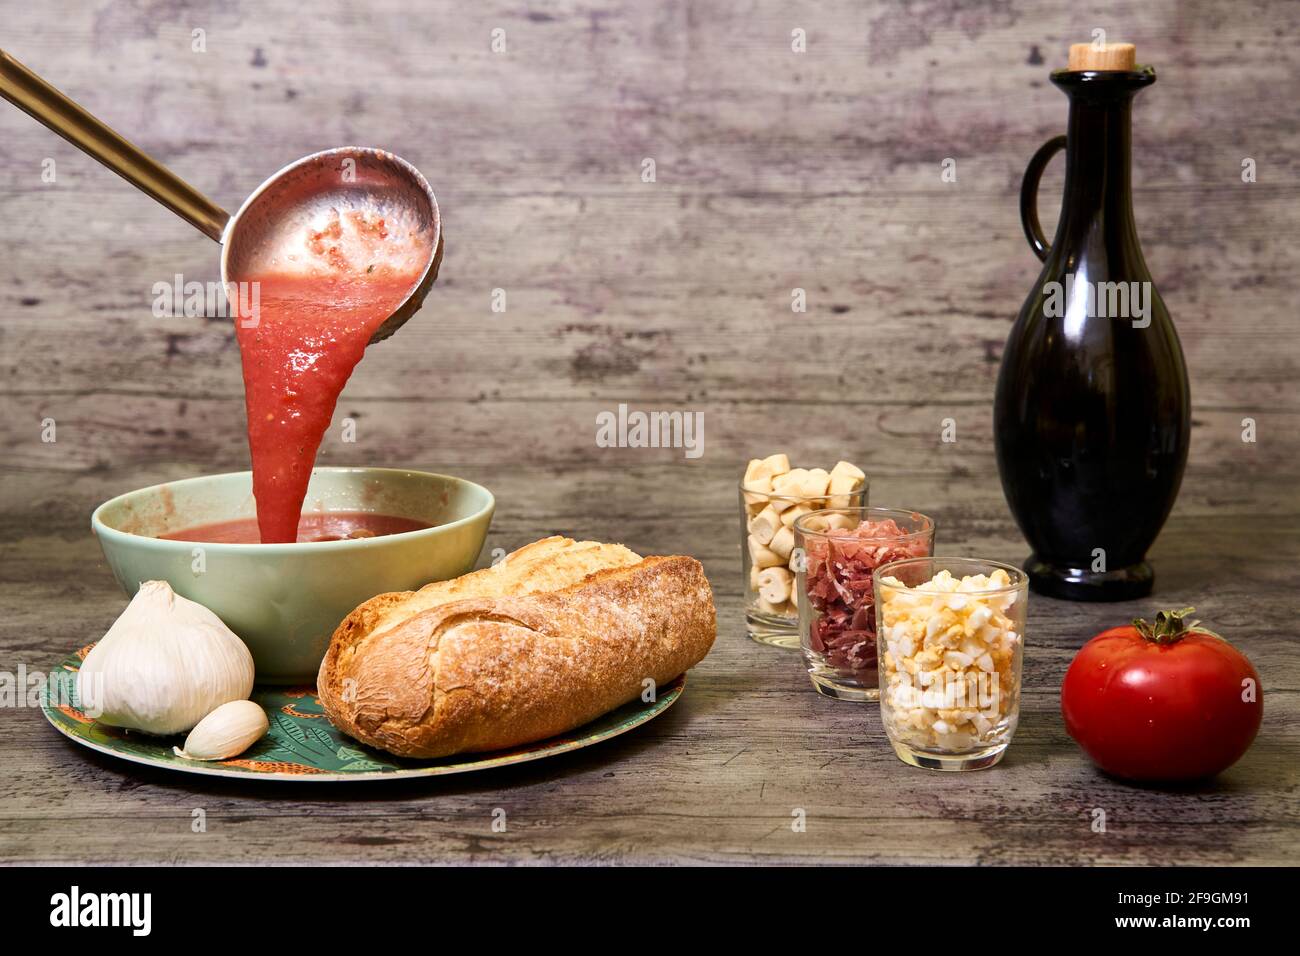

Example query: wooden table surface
[2,1,1297,865]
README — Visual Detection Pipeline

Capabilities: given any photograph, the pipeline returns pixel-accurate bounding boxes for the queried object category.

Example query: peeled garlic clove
[77,580,255,736]
[173,699,269,761]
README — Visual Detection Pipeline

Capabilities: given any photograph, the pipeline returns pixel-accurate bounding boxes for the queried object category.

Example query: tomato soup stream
[234,270,418,542]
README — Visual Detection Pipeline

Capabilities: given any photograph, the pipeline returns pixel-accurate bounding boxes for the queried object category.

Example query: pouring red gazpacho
[187,208,427,544]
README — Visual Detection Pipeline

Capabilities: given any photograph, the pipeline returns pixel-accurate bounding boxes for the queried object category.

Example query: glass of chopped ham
[792,509,935,701]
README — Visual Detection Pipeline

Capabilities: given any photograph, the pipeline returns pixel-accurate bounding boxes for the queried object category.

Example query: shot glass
[740,480,867,647]
[874,557,1028,771]
[793,508,935,700]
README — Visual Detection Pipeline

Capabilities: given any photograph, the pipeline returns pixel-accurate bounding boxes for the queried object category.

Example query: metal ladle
[0,50,442,343]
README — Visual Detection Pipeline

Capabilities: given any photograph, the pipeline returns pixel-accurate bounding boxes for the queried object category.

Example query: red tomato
[1061,608,1262,781]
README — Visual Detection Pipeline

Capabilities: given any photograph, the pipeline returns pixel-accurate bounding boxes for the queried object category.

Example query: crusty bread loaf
[317,537,716,758]
[329,536,644,652]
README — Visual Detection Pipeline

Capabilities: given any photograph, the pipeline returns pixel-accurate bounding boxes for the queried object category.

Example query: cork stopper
[1068,42,1136,71]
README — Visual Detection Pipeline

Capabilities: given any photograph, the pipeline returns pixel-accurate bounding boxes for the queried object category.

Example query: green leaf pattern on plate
[40,644,685,781]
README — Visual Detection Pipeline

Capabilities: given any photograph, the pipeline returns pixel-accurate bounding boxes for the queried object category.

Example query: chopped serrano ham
[804,518,933,678]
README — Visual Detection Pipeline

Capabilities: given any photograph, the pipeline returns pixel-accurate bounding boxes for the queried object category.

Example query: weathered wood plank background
[1,0,1297,864]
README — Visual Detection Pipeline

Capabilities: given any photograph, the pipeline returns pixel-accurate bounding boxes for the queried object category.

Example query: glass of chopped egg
[873,557,1028,771]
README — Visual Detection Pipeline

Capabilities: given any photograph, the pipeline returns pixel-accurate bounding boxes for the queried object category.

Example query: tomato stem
[1132,607,1222,644]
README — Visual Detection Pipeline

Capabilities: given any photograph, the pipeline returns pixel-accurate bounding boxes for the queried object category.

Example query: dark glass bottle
[994,65,1190,601]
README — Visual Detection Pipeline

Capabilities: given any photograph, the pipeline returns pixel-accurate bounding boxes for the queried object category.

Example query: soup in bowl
[91,467,494,684]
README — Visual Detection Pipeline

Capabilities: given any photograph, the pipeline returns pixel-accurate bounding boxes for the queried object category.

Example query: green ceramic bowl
[91,467,495,684]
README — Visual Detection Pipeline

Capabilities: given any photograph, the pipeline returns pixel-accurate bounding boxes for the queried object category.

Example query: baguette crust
[333,536,643,647]
[317,544,716,759]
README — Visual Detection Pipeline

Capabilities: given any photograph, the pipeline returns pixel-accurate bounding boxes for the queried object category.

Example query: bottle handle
[1020,135,1066,262]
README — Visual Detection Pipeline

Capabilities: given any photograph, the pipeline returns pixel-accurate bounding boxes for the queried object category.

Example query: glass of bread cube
[739,455,868,647]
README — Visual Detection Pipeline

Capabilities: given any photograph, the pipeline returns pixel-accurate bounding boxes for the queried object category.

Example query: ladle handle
[0,50,229,242]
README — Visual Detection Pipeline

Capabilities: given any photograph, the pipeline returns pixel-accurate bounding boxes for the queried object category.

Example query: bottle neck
[1048,68,1153,251]
[1057,93,1139,243]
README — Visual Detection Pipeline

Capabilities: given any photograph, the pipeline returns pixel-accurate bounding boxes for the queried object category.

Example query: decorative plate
[41,644,685,782]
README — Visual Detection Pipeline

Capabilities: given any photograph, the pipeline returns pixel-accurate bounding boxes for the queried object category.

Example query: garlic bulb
[77,581,255,735]
[173,699,269,760]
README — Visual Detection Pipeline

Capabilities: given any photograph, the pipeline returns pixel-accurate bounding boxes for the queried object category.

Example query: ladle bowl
[221,147,442,343]
[0,49,440,343]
